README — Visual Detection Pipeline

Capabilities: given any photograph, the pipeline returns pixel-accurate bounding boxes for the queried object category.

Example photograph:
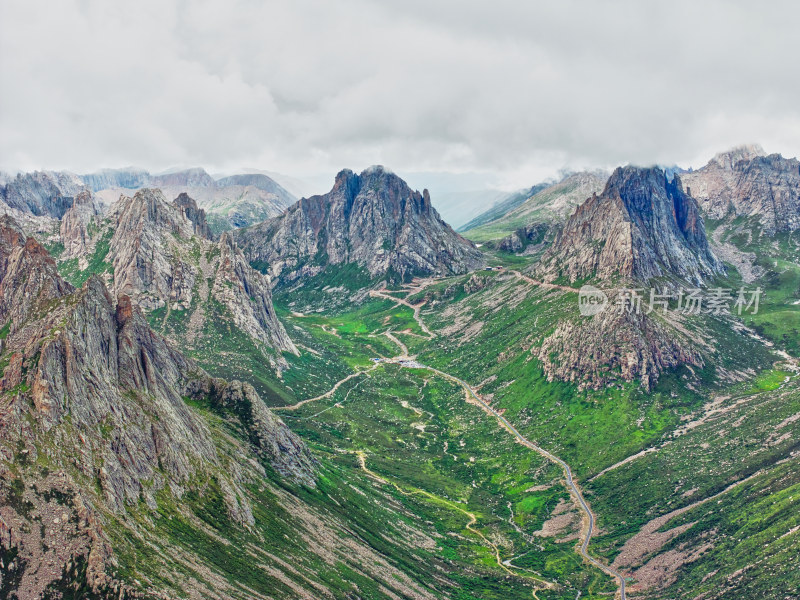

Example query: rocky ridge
[0,170,88,219]
[235,166,486,283]
[82,167,297,232]
[66,188,296,363]
[536,166,723,285]
[0,218,315,596]
[460,171,608,241]
[682,145,800,234]
[59,189,101,259]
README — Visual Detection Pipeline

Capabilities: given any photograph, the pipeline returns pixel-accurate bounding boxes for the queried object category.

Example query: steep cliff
[536,166,723,285]
[236,166,485,283]
[59,189,101,259]
[682,145,800,234]
[0,221,315,597]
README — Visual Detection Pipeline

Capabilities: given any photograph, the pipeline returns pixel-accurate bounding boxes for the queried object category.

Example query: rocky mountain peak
[60,186,297,370]
[536,165,722,284]
[682,147,800,233]
[236,166,485,282]
[60,189,101,259]
[708,143,766,170]
[0,236,315,596]
[173,192,213,239]
[0,219,73,341]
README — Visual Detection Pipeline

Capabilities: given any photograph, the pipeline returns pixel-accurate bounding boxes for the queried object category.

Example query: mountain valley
[1,149,799,600]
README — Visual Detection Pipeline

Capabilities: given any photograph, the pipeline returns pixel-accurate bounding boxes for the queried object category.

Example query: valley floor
[260,270,800,600]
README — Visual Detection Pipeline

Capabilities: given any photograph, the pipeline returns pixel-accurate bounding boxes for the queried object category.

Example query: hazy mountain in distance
[80,167,297,233]
[461,171,609,243]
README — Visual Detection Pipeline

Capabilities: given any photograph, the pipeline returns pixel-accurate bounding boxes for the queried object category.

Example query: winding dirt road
[279,283,627,598]
[273,363,380,411]
[370,289,435,338]
[417,364,627,599]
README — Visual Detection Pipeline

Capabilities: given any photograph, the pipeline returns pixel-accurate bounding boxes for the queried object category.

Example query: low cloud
[1,0,798,187]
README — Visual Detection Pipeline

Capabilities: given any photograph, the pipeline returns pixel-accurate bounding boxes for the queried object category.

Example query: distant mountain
[461,171,608,243]
[682,144,800,234]
[0,170,88,218]
[80,167,151,191]
[427,188,511,229]
[536,166,723,285]
[458,184,550,233]
[236,166,486,284]
[81,167,297,233]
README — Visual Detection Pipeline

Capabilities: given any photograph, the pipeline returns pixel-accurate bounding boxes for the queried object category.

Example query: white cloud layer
[1,0,798,186]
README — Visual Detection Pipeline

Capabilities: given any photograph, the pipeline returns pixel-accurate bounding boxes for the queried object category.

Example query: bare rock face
[108,188,201,309]
[0,216,74,342]
[212,233,297,353]
[173,192,213,239]
[534,293,704,391]
[0,222,315,596]
[682,145,800,234]
[0,170,88,218]
[62,187,296,364]
[59,189,101,259]
[536,166,723,285]
[236,166,486,283]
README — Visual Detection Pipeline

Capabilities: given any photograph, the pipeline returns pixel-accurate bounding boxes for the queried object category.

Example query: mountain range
[1,167,297,236]
[1,146,799,599]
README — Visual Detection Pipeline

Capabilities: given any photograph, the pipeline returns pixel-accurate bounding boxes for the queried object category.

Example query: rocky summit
[682,144,800,234]
[236,166,486,283]
[536,166,723,285]
[0,218,315,597]
[60,188,296,368]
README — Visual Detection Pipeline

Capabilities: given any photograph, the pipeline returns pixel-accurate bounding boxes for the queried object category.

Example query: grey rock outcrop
[0,216,74,338]
[236,166,486,283]
[59,189,101,259]
[536,166,723,285]
[211,232,297,353]
[682,145,800,234]
[0,222,315,596]
[173,192,212,239]
[65,188,296,360]
[0,170,88,218]
[495,223,551,254]
[534,291,704,391]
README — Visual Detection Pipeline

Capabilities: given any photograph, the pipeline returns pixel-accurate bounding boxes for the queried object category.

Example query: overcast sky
[1,0,798,189]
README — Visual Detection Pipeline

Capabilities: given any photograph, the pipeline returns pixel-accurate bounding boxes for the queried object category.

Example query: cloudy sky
[1,0,798,189]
